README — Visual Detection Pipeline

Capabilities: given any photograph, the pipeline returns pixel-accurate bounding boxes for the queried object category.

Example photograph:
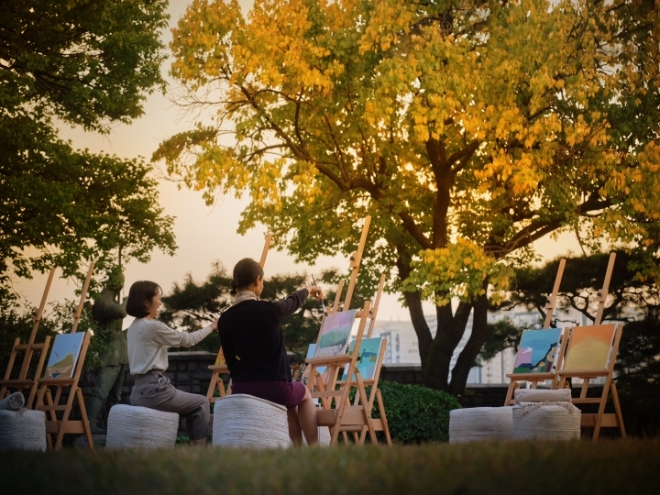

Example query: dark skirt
[231,380,306,410]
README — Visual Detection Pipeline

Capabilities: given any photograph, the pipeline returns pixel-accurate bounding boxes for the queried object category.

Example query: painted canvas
[44,332,85,379]
[563,324,616,371]
[302,344,328,384]
[314,310,357,358]
[342,337,384,381]
[215,346,227,366]
[513,328,562,373]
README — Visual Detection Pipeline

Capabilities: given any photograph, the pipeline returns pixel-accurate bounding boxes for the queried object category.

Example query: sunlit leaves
[403,238,511,306]
[160,0,660,307]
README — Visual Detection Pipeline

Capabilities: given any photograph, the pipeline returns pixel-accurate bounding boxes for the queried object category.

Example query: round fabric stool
[212,394,292,449]
[105,404,180,449]
[512,402,581,441]
[449,407,514,443]
[0,410,47,451]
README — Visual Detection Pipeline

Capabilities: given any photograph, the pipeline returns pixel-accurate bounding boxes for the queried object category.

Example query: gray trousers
[130,371,210,441]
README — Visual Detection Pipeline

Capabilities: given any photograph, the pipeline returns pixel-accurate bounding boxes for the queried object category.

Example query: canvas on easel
[503,259,569,406]
[43,333,85,379]
[206,234,272,404]
[304,216,391,445]
[562,325,614,371]
[300,344,328,385]
[512,328,562,374]
[342,337,384,381]
[554,252,626,440]
[0,267,56,409]
[339,334,391,445]
[314,310,356,358]
[34,262,96,450]
[556,322,625,440]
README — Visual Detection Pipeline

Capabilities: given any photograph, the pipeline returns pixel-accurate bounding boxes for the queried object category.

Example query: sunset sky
[13,0,583,323]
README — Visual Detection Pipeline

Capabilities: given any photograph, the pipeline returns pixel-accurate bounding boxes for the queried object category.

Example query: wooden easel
[305,217,391,445]
[504,259,568,406]
[0,268,56,409]
[340,273,392,445]
[206,235,272,403]
[556,252,626,440]
[34,262,95,450]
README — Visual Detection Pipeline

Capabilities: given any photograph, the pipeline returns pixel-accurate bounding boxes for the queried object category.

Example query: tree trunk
[397,252,433,367]
[421,301,472,391]
[448,284,490,396]
[403,289,433,368]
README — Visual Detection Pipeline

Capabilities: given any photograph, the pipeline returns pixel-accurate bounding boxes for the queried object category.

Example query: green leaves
[403,239,511,306]
[0,1,174,291]
[0,0,168,131]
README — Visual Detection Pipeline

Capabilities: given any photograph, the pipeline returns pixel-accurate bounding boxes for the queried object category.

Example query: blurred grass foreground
[1,440,659,495]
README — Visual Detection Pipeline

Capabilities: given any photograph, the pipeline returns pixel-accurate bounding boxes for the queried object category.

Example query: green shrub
[371,381,461,444]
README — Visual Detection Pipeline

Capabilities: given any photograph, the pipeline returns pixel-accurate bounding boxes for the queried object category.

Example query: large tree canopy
[0,0,175,289]
[156,0,660,394]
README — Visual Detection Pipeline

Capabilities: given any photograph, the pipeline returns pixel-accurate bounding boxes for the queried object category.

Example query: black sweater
[218,289,308,382]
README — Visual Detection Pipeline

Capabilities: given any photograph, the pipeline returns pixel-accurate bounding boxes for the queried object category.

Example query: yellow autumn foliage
[155,0,660,306]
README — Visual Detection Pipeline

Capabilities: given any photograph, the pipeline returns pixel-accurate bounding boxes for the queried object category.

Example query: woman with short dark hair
[126,280,216,446]
[218,257,324,446]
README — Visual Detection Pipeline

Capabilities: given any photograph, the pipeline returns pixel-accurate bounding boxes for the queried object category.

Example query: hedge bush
[369,381,461,444]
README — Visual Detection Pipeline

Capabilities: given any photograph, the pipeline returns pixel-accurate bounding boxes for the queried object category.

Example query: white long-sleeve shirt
[127,318,213,375]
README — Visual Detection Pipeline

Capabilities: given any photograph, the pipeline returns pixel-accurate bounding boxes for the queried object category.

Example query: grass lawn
[1,440,659,495]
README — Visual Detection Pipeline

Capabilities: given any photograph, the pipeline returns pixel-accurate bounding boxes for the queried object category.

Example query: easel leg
[504,381,517,406]
[55,386,76,450]
[355,374,377,444]
[76,388,95,449]
[610,382,626,438]
[376,389,392,446]
[593,382,609,442]
[38,386,56,449]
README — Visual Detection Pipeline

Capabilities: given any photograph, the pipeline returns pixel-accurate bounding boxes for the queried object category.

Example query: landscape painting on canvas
[342,337,384,381]
[314,310,357,358]
[44,332,85,379]
[513,328,562,373]
[301,344,328,384]
[563,324,616,371]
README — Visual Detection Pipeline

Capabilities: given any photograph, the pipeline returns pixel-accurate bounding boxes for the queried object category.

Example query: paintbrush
[311,275,328,316]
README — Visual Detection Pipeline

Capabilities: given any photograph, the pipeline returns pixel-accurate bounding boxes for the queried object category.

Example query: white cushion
[514,388,572,403]
[212,394,292,449]
[0,392,25,411]
[0,410,46,451]
[512,402,581,440]
[105,404,179,449]
[449,407,514,443]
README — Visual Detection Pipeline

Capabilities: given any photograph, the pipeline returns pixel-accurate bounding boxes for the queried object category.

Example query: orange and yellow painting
[215,346,226,366]
[563,324,616,371]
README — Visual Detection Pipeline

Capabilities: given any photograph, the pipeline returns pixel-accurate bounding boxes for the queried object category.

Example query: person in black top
[218,258,324,446]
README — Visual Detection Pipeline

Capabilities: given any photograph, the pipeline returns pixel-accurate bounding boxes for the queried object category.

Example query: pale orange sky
[12,0,582,323]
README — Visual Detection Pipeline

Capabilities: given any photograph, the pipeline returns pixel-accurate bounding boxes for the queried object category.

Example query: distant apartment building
[370,306,590,384]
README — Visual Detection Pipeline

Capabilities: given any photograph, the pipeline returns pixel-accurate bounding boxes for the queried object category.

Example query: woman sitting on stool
[218,258,324,446]
[126,281,217,446]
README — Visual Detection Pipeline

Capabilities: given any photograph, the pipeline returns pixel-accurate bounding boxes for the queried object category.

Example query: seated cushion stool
[212,394,292,449]
[449,406,514,443]
[105,404,180,449]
